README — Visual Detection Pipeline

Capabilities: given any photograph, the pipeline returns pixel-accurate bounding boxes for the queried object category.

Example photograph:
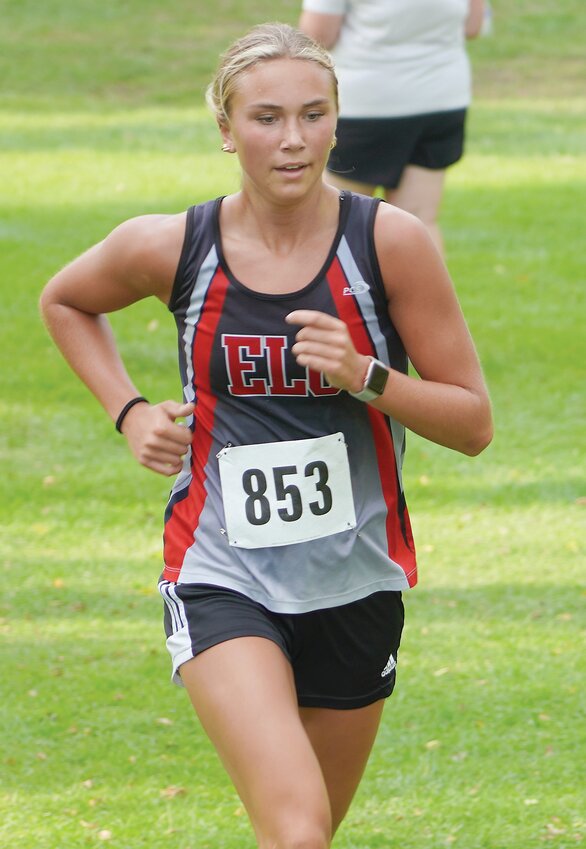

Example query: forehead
[231,57,335,108]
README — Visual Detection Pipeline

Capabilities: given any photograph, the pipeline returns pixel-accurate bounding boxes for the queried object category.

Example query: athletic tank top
[162,191,416,612]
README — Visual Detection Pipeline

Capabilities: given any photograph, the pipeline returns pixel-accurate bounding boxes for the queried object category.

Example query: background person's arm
[299,10,344,49]
[465,0,486,38]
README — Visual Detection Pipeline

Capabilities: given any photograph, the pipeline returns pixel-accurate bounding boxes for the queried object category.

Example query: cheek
[233,125,273,156]
[316,125,336,155]
[239,137,271,167]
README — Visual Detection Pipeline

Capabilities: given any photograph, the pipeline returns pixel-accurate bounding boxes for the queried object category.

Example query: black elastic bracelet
[115,396,149,433]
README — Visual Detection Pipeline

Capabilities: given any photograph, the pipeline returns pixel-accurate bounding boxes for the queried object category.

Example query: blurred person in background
[299,0,486,255]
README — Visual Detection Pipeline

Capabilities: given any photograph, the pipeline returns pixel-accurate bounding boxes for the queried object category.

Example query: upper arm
[40,213,186,316]
[465,0,485,38]
[299,11,345,49]
[374,205,487,395]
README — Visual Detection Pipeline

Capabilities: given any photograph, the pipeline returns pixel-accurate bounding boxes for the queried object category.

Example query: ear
[219,120,235,153]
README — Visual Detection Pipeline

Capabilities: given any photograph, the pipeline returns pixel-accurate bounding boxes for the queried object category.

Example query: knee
[259,820,331,849]
[294,831,331,849]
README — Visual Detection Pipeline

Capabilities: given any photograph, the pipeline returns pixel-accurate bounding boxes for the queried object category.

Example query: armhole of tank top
[167,205,197,313]
[367,197,387,300]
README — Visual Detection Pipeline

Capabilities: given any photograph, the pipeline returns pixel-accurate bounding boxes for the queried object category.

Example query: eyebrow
[247,98,331,110]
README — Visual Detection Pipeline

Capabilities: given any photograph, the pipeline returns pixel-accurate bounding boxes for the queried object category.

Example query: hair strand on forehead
[206,22,339,125]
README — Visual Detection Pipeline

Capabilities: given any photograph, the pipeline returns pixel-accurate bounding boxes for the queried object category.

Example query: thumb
[163,400,195,421]
[176,402,195,419]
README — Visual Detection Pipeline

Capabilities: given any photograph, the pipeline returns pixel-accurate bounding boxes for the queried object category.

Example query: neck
[227,182,340,252]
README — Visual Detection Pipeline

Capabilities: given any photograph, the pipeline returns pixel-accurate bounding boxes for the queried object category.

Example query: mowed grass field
[1,1,585,847]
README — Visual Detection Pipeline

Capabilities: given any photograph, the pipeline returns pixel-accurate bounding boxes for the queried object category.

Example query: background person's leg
[324,171,376,197]
[385,165,446,255]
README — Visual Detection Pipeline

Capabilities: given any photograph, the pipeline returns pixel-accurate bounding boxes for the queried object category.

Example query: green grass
[1,1,585,847]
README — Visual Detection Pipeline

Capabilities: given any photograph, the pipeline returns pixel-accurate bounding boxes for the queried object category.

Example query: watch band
[349,357,389,403]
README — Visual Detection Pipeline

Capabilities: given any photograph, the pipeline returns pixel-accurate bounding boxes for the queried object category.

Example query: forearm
[370,365,492,456]
[287,307,492,456]
[41,301,142,422]
[465,0,485,38]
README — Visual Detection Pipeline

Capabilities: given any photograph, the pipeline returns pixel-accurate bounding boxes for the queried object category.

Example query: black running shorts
[328,108,467,188]
[158,581,405,710]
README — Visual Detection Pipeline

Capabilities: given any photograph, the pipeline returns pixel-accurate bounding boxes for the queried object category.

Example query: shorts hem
[170,630,290,687]
[329,108,466,189]
[170,647,195,687]
[297,675,397,710]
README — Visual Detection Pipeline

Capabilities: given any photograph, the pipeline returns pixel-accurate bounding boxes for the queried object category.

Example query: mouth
[276,163,307,172]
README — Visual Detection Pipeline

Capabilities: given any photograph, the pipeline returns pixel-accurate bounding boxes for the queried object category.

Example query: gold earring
[221,143,234,153]
[329,136,337,151]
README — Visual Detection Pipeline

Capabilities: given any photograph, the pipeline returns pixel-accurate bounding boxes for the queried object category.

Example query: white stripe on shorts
[158,580,194,687]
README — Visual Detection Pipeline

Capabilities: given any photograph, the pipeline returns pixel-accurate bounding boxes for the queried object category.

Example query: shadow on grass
[407,476,583,508]
[6,580,584,626]
[1,112,218,154]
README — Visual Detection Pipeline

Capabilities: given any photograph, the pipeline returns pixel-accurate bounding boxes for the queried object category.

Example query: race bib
[217,432,356,548]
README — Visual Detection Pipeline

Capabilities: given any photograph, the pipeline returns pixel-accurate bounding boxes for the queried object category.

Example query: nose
[280,120,305,151]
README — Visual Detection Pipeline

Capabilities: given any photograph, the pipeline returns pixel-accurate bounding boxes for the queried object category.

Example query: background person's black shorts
[159,581,405,710]
[328,108,467,189]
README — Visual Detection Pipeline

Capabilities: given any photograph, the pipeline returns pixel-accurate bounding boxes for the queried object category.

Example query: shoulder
[373,200,428,246]
[100,212,188,300]
[104,212,187,272]
[373,201,430,258]
[372,202,449,299]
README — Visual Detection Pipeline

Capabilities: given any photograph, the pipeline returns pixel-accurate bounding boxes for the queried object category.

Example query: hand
[120,400,194,476]
[286,310,370,393]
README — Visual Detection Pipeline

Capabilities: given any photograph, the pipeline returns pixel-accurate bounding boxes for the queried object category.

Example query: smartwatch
[349,357,389,403]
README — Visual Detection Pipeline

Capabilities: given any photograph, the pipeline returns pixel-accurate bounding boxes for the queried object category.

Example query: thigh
[291,592,404,829]
[158,581,291,686]
[180,637,332,846]
[300,700,385,834]
[325,171,376,196]
[386,164,446,222]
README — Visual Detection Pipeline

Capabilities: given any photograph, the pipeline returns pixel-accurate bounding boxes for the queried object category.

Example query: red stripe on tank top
[326,257,417,585]
[163,267,230,579]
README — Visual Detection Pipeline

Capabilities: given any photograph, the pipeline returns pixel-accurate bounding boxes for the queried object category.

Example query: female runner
[40,23,492,849]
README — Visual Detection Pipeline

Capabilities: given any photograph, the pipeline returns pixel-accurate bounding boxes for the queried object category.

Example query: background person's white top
[302,0,472,118]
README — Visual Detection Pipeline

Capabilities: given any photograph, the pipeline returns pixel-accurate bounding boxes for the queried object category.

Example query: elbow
[462,412,494,456]
[39,280,70,333]
[463,425,493,456]
[39,286,53,326]
[39,283,63,331]
[460,396,494,456]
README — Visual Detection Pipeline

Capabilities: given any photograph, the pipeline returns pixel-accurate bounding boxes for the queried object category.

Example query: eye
[305,111,324,122]
[256,114,278,125]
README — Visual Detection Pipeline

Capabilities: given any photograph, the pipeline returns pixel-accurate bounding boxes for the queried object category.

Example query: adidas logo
[381,653,396,677]
[343,281,369,296]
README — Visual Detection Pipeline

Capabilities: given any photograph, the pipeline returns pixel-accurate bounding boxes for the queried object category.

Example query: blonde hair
[206,22,338,125]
